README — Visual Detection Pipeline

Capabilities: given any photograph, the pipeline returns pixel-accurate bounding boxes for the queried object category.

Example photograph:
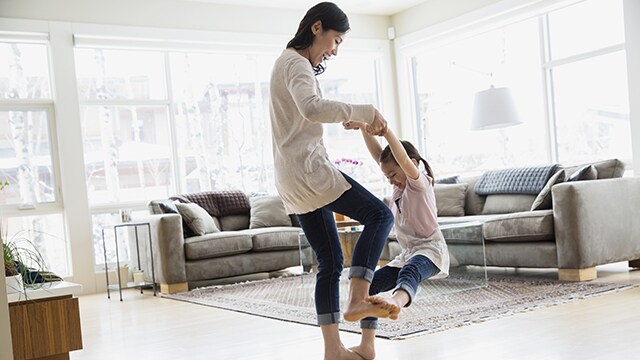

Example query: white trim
[394,0,584,56]
[0,17,50,33]
[79,99,171,106]
[544,43,625,68]
[0,30,49,43]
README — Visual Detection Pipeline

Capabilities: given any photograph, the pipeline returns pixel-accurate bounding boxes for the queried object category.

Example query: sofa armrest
[552,177,640,269]
[145,213,187,286]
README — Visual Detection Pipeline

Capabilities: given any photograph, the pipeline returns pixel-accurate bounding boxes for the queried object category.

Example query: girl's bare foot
[367,296,403,320]
[350,344,375,360]
[343,299,393,322]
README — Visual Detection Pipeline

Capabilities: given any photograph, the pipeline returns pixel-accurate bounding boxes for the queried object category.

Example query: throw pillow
[249,195,292,228]
[175,202,219,236]
[435,175,460,184]
[158,200,196,238]
[567,165,598,182]
[530,170,565,211]
[434,183,467,217]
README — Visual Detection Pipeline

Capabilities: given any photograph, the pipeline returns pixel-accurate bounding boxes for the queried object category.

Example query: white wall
[624,0,640,172]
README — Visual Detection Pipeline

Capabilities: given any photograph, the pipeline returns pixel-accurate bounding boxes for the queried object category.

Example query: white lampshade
[471,86,523,130]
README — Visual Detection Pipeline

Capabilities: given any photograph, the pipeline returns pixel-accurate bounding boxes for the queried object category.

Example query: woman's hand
[343,109,387,136]
[368,109,388,136]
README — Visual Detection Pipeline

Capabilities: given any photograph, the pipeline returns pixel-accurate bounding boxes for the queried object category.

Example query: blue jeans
[296,173,394,325]
[361,255,439,329]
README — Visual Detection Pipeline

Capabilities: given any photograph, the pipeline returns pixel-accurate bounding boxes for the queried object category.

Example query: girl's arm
[384,129,420,181]
[360,127,383,164]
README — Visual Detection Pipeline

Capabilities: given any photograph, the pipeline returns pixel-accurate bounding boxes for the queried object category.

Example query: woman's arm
[384,129,420,180]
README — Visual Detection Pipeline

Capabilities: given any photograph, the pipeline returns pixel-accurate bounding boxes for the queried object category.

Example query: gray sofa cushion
[531,170,566,211]
[460,176,486,215]
[434,184,467,217]
[242,227,301,251]
[561,158,625,180]
[481,194,536,214]
[176,202,220,236]
[184,232,253,260]
[249,195,292,228]
[219,215,250,231]
[483,210,554,242]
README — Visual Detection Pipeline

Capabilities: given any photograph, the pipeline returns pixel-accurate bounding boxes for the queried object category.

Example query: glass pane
[3,213,70,277]
[413,18,547,176]
[80,105,173,204]
[0,42,51,99]
[552,51,630,164]
[548,0,624,60]
[170,52,277,194]
[0,110,56,204]
[75,48,166,100]
[319,52,387,198]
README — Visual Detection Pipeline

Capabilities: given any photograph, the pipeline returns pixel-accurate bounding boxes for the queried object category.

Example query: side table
[101,221,157,301]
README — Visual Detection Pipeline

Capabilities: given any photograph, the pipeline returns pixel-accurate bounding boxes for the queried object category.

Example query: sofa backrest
[559,158,625,180]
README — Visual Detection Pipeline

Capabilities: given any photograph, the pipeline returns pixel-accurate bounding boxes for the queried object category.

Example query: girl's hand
[343,121,365,130]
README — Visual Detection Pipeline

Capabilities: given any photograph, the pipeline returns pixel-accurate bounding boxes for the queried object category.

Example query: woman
[269,2,396,359]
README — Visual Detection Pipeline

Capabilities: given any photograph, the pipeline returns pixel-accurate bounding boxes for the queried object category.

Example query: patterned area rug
[163,270,634,339]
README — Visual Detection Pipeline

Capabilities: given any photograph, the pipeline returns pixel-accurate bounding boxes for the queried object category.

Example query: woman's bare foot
[349,344,375,360]
[343,299,393,322]
[367,296,403,320]
[325,346,366,360]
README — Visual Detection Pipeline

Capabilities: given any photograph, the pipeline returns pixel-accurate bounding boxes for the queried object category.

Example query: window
[408,0,630,176]
[0,39,70,277]
[411,18,546,176]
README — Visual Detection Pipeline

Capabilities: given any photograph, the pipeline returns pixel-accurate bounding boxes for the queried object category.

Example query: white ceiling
[183,0,430,16]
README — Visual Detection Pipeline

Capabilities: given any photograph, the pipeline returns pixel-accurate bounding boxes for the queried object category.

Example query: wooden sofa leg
[629,259,640,268]
[160,282,189,294]
[558,267,597,281]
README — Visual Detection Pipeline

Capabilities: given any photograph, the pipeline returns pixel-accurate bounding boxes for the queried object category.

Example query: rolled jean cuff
[317,312,341,325]
[349,266,375,283]
[393,283,416,307]
[360,318,378,329]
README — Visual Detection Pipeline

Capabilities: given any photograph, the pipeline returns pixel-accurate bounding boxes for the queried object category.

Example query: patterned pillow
[475,165,559,195]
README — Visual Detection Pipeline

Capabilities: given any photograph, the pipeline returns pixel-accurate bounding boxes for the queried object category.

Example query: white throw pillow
[249,195,292,228]
[434,184,467,217]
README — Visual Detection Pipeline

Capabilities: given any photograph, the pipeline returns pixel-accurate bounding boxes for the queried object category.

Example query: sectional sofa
[383,158,640,281]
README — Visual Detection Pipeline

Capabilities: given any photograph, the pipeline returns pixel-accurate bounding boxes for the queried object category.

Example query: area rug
[163,270,634,339]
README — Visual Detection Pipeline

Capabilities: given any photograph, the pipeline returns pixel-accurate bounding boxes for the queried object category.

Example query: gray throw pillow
[435,175,460,184]
[530,170,565,211]
[434,184,467,217]
[567,165,598,181]
[175,202,219,236]
[249,195,292,228]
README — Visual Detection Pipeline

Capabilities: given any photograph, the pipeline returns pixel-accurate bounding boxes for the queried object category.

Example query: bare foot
[343,299,393,322]
[350,344,375,360]
[325,346,366,360]
[367,296,402,320]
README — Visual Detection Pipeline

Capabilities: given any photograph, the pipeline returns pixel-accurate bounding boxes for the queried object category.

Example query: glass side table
[101,221,157,301]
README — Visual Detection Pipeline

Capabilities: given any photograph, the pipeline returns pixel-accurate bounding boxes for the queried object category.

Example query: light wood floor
[71,262,640,360]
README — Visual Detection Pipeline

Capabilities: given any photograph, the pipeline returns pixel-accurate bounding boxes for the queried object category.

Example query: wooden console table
[8,281,83,360]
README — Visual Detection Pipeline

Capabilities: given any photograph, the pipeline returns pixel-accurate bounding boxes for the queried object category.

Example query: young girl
[344,123,450,360]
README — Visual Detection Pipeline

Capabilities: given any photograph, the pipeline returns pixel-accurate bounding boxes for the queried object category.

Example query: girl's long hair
[286,2,350,75]
[380,141,435,186]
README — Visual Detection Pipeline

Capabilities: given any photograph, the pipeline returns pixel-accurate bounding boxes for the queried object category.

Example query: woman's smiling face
[307,21,345,67]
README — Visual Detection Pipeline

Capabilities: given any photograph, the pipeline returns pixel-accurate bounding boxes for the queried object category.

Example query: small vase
[6,274,24,294]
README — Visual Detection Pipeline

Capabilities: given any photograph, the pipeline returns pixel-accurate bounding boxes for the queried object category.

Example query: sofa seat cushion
[438,214,503,225]
[483,210,554,242]
[241,227,302,251]
[184,232,253,260]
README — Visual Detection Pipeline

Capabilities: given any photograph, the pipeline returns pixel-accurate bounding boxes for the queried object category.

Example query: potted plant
[3,241,23,294]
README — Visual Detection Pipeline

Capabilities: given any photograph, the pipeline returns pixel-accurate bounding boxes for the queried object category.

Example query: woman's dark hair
[380,141,435,186]
[287,2,350,75]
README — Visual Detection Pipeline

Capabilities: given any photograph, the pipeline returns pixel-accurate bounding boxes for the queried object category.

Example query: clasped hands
[343,109,388,136]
